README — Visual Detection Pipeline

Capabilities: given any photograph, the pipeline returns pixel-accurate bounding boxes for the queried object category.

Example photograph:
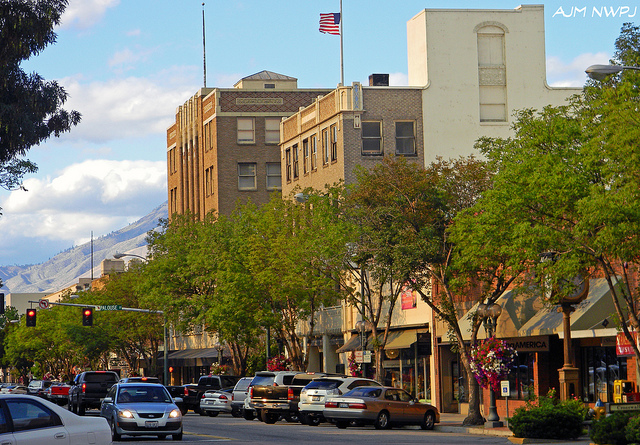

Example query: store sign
[616,332,638,356]
[401,282,417,310]
[504,336,549,352]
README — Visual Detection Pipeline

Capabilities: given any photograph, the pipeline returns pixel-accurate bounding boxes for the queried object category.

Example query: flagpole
[202,2,207,88]
[340,0,344,86]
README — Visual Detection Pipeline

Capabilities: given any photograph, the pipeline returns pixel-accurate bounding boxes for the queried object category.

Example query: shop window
[506,352,535,400]
[452,360,468,403]
[581,346,627,403]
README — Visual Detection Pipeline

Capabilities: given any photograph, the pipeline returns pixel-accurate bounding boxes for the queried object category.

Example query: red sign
[401,286,417,310]
[616,332,638,356]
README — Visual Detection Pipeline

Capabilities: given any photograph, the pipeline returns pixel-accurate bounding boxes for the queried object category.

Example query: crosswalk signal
[82,308,93,326]
[26,309,36,327]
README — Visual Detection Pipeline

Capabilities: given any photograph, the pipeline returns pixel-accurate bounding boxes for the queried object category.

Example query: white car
[199,388,233,416]
[299,377,382,425]
[0,394,111,444]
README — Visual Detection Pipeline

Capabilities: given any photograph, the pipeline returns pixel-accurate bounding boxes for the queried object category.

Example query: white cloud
[547,52,611,87]
[61,0,121,30]
[60,71,198,143]
[0,159,166,246]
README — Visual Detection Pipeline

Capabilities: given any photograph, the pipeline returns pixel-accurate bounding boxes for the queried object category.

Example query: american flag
[319,13,340,35]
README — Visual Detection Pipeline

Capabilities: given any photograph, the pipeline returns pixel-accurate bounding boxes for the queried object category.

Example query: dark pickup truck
[249,372,336,424]
[170,375,240,414]
[68,370,119,415]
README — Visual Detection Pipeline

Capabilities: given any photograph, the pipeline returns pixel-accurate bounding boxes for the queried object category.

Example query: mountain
[0,202,168,293]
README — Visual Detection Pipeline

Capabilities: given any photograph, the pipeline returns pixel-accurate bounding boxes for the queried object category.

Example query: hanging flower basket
[469,337,517,392]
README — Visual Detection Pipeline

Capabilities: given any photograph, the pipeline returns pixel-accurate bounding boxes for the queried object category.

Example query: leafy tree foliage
[0,0,80,193]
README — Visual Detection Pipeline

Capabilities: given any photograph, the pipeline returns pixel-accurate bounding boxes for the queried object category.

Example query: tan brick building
[166,71,331,219]
[280,77,424,196]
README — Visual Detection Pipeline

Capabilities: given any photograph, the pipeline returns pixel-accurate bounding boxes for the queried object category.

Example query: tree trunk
[461,351,485,425]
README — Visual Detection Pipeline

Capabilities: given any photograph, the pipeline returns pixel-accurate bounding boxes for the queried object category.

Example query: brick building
[166,71,331,219]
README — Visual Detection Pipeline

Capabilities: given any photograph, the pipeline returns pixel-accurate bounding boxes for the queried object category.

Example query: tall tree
[0,0,80,193]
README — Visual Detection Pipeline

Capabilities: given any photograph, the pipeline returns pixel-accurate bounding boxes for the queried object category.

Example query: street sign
[355,350,372,363]
[97,305,123,311]
[501,380,510,397]
[38,299,49,309]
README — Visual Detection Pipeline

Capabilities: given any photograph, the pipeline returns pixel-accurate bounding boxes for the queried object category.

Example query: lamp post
[477,302,503,428]
[585,64,640,81]
[113,253,169,386]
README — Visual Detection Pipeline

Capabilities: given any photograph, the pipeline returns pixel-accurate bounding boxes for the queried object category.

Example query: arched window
[477,24,507,122]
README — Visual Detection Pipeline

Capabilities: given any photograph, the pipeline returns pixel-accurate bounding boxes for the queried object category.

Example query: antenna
[202,2,207,88]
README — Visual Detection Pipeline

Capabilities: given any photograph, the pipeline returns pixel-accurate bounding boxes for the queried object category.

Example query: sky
[0,0,634,266]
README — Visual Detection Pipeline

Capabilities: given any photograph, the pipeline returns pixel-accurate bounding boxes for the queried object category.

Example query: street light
[477,302,503,428]
[113,253,169,386]
[585,64,640,81]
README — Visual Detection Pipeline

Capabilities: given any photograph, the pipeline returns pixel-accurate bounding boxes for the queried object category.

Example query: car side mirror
[409,399,416,405]
[173,397,184,404]
[103,397,113,404]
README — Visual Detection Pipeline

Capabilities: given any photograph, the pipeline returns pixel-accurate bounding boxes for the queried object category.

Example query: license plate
[312,396,320,401]
[145,421,158,428]
[339,402,349,408]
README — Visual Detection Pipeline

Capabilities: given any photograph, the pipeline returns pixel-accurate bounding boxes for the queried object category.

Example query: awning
[168,348,222,360]
[336,329,427,353]
[336,334,363,353]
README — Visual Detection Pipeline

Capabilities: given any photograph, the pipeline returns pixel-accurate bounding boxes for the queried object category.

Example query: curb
[435,424,513,437]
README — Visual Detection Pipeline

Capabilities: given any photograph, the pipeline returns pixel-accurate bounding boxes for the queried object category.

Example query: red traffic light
[82,307,93,326]
[26,309,37,327]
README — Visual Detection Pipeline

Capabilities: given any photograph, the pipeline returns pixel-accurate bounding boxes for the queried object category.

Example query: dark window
[304,380,341,390]
[581,346,626,403]
[395,121,416,155]
[506,352,535,400]
[362,121,382,155]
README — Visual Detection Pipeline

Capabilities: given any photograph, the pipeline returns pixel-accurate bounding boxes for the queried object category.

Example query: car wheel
[421,411,436,430]
[374,410,391,430]
[197,407,206,416]
[78,403,86,416]
[261,411,279,424]
[231,407,242,418]
[336,420,349,429]
[172,432,183,440]
[307,415,321,426]
[207,411,219,417]
[110,419,122,441]
[243,409,255,421]
[283,413,299,423]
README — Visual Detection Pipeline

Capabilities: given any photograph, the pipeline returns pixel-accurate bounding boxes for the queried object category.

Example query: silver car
[100,383,183,441]
[324,386,439,430]
[299,377,381,426]
[199,387,233,416]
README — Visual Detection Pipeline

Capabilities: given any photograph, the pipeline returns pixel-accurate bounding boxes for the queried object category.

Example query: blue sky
[0,0,634,266]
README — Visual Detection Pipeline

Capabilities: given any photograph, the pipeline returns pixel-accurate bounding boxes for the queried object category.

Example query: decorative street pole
[478,302,504,428]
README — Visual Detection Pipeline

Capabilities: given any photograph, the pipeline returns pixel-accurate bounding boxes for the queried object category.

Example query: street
[107,412,513,444]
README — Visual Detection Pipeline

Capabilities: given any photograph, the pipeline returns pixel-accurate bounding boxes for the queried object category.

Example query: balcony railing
[296,306,343,336]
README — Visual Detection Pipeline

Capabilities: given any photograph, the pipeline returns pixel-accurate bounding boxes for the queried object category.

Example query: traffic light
[82,307,93,326]
[26,309,36,327]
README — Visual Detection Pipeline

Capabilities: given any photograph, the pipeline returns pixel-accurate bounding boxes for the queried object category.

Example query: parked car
[0,385,17,394]
[100,382,183,441]
[230,377,252,418]
[0,394,111,444]
[42,382,71,406]
[8,385,28,394]
[68,370,119,415]
[299,376,382,425]
[26,379,53,397]
[244,371,301,421]
[323,386,439,430]
[199,387,233,416]
[176,375,240,414]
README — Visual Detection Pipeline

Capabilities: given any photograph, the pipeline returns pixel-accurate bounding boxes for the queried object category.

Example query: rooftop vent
[369,73,389,86]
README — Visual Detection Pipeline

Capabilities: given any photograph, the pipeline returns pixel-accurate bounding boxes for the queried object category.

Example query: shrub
[625,414,640,444]
[509,389,586,439]
[590,411,634,445]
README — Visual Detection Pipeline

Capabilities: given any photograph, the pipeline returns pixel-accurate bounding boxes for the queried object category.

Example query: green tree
[0,0,80,194]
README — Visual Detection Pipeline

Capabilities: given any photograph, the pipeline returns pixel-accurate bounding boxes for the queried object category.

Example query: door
[5,399,69,445]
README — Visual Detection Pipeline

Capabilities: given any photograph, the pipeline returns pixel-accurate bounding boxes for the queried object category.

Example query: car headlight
[169,409,181,418]
[118,409,135,419]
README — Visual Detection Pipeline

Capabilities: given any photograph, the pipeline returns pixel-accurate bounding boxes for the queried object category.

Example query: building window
[285,148,292,182]
[362,121,382,155]
[266,162,281,190]
[265,117,280,144]
[477,25,507,122]
[264,83,275,89]
[321,128,329,165]
[505,352,535,400]
[395,121,416,155]
[330,124,338,162]
[168,148,176,174]
[170,187,178,214]
[310,135,317,170]
[581,346,627,403]
[203,122,211,152]
[292,144,299,179]
[302,139,309,174]
[237,117,255,143]
[205,166,214,197]
[238,163,257,190]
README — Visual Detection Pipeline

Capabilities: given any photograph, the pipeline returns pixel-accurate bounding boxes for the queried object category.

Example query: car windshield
[118,386,171,404]
[344,387,382,398]
[304,380,341,390]
[85,373,117,383]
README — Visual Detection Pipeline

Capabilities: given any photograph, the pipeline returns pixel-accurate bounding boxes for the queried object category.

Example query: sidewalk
[435,413,593,444]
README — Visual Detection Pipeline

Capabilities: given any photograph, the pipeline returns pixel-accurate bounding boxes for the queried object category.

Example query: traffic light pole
[28,300,168,384]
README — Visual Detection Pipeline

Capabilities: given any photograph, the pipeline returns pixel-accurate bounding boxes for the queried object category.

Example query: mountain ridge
[0,202,168,293]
